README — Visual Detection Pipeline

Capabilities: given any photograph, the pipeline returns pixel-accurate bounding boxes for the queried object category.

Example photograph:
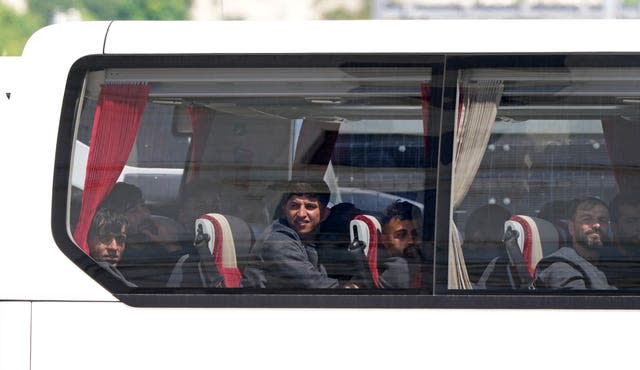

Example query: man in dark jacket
[100,182,196,287]
[378,200,423,288]
[598,193,640,289]
[535,197,615,290]
[244,182,359,289]
[88,207,136,287]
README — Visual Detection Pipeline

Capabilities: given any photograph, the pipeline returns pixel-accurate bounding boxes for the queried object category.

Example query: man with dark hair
[534,197,615,289]
[88,207,128,266]
[599,193,640,289]
[87,207,136,287]
[378,200,423,288]
[101,182,176,246]
[244,181,358,289]
[100,182,188,287]
[609,193,640,259]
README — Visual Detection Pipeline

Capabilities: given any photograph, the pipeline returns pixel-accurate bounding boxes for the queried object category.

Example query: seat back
[504,215,560,277]
[349,214,382,288]
[477,215,560,290]
[194,213,254,288]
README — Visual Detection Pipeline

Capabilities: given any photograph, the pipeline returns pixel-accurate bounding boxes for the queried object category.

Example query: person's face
[614,204,640,254]
[569,203,610,250]
[89,225,127,266]
[282,195,327,241]
[382,216,418,257]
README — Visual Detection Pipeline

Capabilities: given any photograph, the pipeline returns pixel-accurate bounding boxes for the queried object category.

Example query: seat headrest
[504,215,559,276]
[349,214,382,288]
[195,213,254,288]
[349,215,381,256]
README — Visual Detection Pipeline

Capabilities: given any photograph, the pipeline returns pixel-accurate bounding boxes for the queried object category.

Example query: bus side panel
[0,22,116,302]
[0,302,31,370]
[104,19,640,55]
[21,21,111,59]
[29,301,640,369]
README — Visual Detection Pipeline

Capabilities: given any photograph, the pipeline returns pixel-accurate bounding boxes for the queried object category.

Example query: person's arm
[535,261,588,289]
[378,257,411,289]
[261,230,339,289]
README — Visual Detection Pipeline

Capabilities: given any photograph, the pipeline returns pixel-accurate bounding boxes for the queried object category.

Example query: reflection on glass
[452,67,640,292]
[70,66,433,290]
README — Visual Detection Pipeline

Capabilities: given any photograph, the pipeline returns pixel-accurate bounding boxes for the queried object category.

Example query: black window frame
[52,53,640,309]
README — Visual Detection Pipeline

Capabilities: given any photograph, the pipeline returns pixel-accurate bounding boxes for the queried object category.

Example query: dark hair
[87,207,128,244]
[320,202,362,233]
[100,182,144,213]
[610,193,640,222]
[317,202,362,246]
[568,196,609,221]
[381,200,421,227]
[281,181,331,208]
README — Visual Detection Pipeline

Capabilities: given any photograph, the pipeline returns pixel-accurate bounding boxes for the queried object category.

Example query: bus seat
[501,215,560,289]
[505,215,560,275]
[476,215,560,290]
[194,213,255,288]
[349,214,382,288]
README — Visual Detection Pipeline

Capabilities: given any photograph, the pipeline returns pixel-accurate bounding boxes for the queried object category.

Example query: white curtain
[448,78,504,290]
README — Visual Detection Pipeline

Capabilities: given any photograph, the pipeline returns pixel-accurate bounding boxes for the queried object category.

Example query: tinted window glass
[68,65,434,291]
[449,67,640,292]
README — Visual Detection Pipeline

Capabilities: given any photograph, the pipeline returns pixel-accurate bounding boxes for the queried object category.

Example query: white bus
[3,20,640,369]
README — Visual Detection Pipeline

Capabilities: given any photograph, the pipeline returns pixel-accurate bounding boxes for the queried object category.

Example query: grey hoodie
[243,218,339,289]
[534,246,615,290]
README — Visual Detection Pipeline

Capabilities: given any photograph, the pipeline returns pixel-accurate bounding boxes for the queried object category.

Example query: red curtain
[73,84,150,254]
[186,105,215,182]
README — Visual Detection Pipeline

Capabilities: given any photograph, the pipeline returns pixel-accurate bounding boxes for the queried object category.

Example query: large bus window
[449,66,640,292]
[64,61,435,292]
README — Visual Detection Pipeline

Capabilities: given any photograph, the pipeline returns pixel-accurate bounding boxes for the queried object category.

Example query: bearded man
[534,197,616,290]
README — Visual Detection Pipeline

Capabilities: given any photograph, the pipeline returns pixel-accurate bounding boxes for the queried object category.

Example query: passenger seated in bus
[100,182,189,287]
[87,207,136,287]
[462,204,512,286]
[599,193,640,289]
[243,181,360,289]
[317,202,364,281]
[101,182,179,249]
[609,193,640,259]
[534,197,616,290]
[378,200,423,288]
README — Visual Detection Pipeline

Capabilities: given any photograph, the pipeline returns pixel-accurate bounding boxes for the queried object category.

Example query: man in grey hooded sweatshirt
[244,181,360,289]
[535,196,616,290]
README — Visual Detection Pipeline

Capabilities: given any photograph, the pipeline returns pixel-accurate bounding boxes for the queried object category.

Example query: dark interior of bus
[59,55,640,296]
